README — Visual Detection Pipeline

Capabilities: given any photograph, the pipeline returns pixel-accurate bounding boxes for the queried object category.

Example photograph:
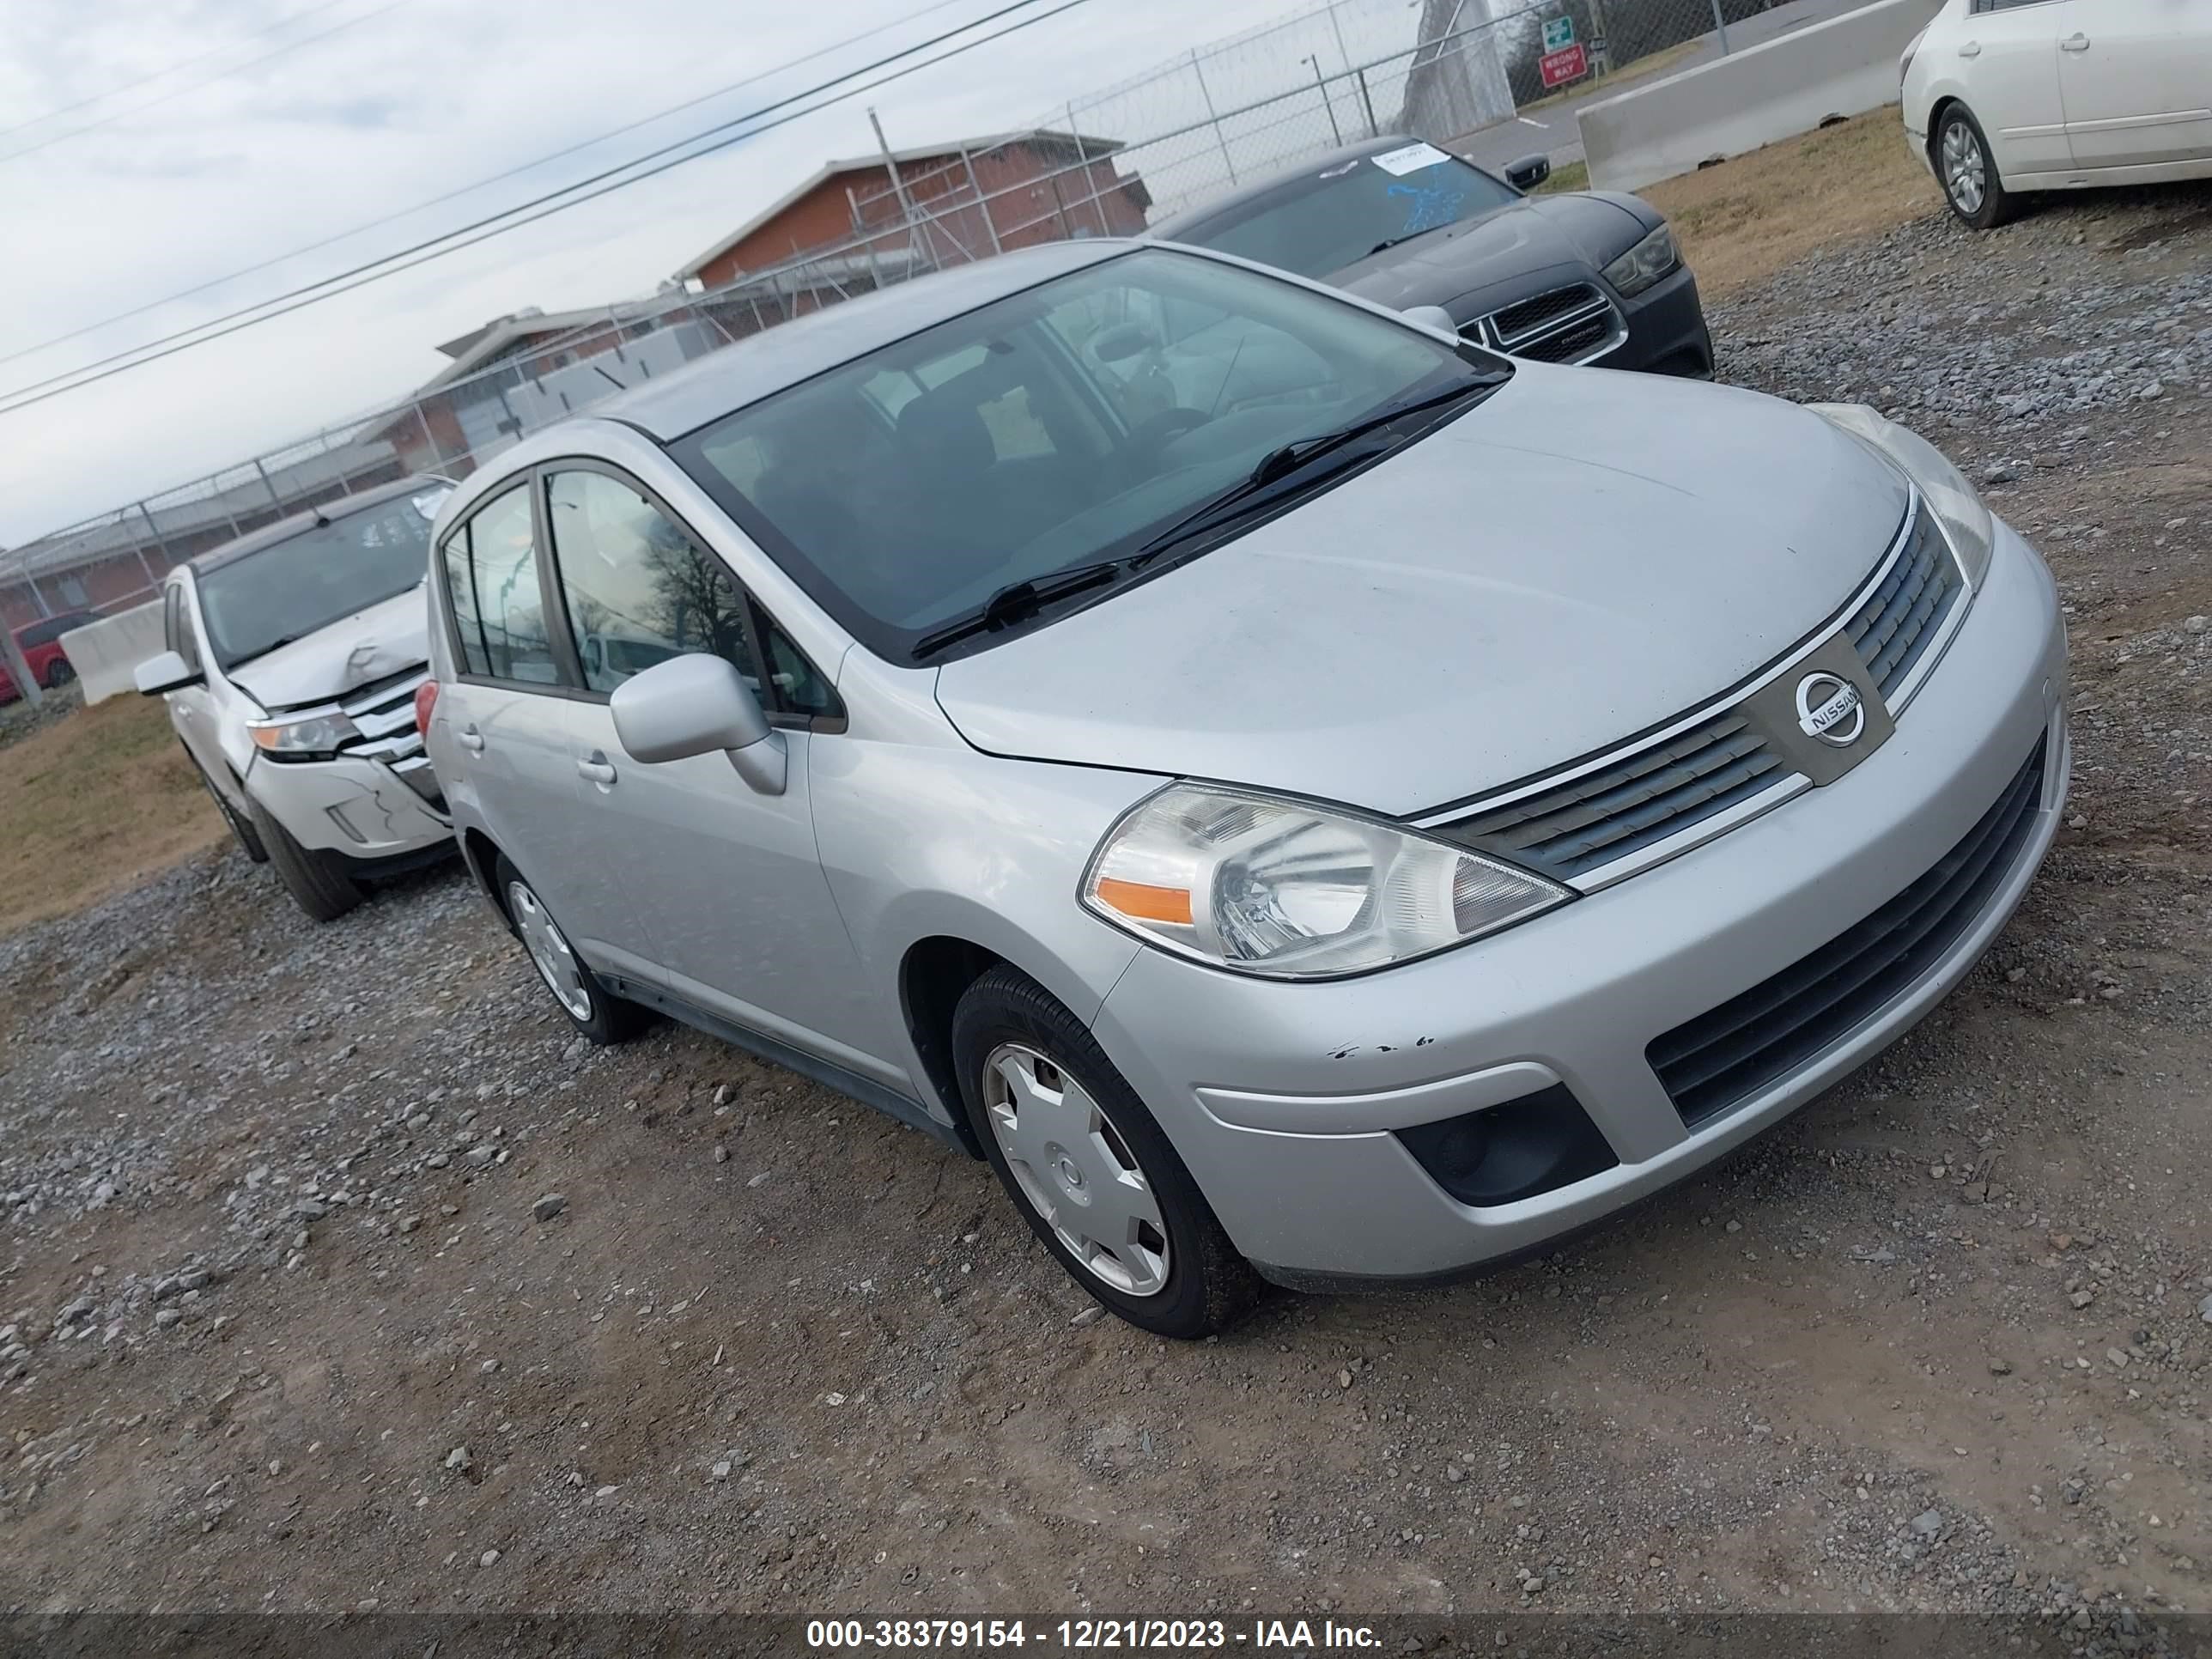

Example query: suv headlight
[1808,403,1995,586]
[1601,224,1680,297]
[1082,784,1569,980]
[247,712,362,761]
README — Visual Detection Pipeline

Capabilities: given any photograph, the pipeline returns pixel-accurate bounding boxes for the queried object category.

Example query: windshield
[672,246,1496,660]
[1166,142,1519,278]
[198,487,452,670]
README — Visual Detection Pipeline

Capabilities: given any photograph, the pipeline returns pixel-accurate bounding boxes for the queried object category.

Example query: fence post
[135,502,173,586]
[958,149,1003,253]
[252,458,285,511]
[1305,57,1342,146]
[1710,0,1731,54]
[1191,49,1237,185]
[1357,68,1379,137]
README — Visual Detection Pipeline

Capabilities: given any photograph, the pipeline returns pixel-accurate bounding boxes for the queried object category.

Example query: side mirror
[1091,322,1158,363]
[1504,154,1553,191]
[1400,304,1460,338]
[134,649,203,696]
[609,653,787,796]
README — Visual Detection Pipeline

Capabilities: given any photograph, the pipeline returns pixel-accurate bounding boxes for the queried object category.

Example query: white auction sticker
[1368,140,1450,176]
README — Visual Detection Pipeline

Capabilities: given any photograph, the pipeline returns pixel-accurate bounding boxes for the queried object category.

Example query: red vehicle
[0,610,101,702]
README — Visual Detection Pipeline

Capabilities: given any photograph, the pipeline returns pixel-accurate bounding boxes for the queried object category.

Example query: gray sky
[0,0,1424,545]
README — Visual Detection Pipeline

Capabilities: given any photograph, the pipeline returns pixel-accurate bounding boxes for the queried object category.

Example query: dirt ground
[2,185,2208,1627]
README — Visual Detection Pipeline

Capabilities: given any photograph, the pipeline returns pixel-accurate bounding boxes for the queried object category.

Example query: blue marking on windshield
[1389,179,1466,235]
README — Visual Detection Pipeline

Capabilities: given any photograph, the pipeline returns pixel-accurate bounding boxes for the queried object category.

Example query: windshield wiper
[1124,377,1495,567]
[910,559,1130,659]
[1367,222,1456,257]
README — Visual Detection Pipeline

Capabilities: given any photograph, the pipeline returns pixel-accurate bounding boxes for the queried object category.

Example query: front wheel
[1936,106,2017,229]
[246,796,361,922]
[951,966,1259,1339]
[43,659,75,690]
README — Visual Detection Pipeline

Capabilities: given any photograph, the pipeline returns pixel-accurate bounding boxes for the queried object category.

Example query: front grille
[1648,734,2048,1127]
[1491,284,1602,341]
[1517,313,1616,363]
[1438,712,1790,881]
[1463,283,1624,364]
[1846,507,1963,702]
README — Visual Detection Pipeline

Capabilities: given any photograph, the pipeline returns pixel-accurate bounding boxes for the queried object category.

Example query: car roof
[1147,135,1461,243]
[591,239,1133,441]
[184,474,449,577]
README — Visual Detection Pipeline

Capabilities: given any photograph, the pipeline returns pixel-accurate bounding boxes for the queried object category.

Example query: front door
[2055,0,2212,169]
[537,464,899,1088]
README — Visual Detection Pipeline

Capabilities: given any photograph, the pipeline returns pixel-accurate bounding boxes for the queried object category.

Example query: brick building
[671,128,1152,304]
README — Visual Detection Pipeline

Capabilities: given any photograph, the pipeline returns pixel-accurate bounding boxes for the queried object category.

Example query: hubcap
[1942,120,1985,214]
[981,1042,1170,1298]
[507,878,592,1022]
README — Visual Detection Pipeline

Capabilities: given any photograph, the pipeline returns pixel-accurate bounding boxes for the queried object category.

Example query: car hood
[933,370,1911,817]
[227,586,429,712]
[1328,192,1647,314]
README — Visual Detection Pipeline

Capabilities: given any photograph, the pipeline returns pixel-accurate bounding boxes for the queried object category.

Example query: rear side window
[542,467,837,718]
[441,486,560,684]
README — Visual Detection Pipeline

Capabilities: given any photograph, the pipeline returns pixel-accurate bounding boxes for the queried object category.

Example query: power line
[0,0,980,374]
[0,0,1089,417]
[0,0,356,139]
[0,1,409,163]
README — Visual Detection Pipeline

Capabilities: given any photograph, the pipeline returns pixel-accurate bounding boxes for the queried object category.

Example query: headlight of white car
[247,712,362,761]
[1808,403,1995,586]
[1083,784,1569,979]
[1601,225,1680,297]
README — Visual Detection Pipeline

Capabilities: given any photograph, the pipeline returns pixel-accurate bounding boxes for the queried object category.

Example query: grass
[1535,158,1589,194]
[0,692,225,935]
[1638,106,1943,295]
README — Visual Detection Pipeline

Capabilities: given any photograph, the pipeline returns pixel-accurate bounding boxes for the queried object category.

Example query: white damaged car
[135,477,458,921]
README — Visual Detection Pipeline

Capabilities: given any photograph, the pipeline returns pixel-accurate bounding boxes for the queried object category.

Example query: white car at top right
[1902,0,2212,229]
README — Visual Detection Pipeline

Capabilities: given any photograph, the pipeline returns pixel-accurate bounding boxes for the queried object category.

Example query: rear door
[2055,0,2212,168]
[433,482,634,966]
[1959,0,2071,175]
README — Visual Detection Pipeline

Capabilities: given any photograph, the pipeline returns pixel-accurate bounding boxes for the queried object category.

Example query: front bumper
[1090,517,2067,1285]
[246,750,453,864]
[1607,262,1713,377]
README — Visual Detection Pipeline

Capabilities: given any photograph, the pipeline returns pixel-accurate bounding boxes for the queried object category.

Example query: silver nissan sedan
[421,240,2068,1338]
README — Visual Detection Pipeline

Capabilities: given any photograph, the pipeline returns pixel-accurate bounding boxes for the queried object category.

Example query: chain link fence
[1,0,1749,661]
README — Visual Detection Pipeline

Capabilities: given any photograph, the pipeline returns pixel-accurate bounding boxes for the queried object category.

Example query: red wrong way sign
[1539,41,1588,89]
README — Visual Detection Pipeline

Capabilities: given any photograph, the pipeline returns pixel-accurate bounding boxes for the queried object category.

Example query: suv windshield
[198,488,451,670]
[1166,143,1518,278]
[672,246,1499,660]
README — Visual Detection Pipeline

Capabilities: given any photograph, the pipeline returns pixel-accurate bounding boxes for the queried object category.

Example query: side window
[165,585,202,673]
[544,470,761,696]
[444,485,559,684]
[757,612,838,719]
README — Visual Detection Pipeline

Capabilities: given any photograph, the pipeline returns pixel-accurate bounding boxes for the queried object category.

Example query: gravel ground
[2,185,2208,1627]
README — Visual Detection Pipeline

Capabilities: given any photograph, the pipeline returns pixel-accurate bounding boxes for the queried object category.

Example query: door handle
[459,724,484,752]
[577,754,618,787]
[1958,40,1980,57]
[2060,33,2089,52]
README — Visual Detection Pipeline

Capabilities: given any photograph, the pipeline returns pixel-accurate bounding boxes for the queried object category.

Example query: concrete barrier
[1582,0,1946,194]
[61,599,165,706]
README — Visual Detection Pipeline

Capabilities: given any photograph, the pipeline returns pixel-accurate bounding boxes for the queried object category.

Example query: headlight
[1601,224,1680,297]
[247,712,361,761]
[1082,784,1569,980]
[1808,403,1995,586]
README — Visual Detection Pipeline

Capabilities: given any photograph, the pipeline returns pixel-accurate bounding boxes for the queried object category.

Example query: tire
[493,855,647,1045]
[43,659,74,690]
[182,746,268,864]
[951,966,1260,1339]
[246,796,362,922]
[1935,105,2018,230]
